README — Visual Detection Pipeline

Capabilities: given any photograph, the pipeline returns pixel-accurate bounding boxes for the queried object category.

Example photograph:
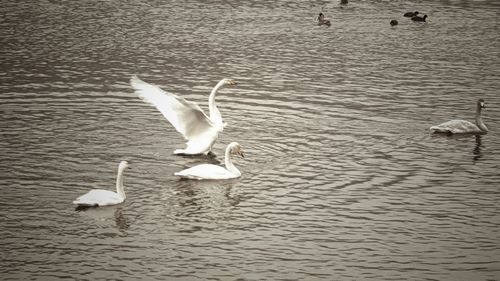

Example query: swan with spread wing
[130,76,237,155]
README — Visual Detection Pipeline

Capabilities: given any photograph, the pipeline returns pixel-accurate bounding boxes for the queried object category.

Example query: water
[1,0,500,280]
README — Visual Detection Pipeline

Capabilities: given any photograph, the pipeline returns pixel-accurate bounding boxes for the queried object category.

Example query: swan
[130,76,237,155]
[430,98,488,134]
[73,161,130,207]
[411,14,427,22]
[175,142,244,180]
[315,13,331,27]
[404,11,419,17]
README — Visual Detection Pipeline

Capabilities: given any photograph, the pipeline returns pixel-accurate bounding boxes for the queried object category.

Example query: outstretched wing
[130,76,215,140]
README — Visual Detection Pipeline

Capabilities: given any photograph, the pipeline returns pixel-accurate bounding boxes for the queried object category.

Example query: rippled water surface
[1,0,500,280]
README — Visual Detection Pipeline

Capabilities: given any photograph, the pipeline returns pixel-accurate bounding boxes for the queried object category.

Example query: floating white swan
[175,142,244,180]
[73,161,130,207]
[130,76,237,155]
[430,98,488,134]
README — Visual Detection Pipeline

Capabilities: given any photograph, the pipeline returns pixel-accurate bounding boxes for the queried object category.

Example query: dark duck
[316,13,331,27]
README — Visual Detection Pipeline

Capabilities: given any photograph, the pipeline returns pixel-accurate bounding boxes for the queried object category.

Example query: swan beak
[239,150,245,158]
[228,79,237,86]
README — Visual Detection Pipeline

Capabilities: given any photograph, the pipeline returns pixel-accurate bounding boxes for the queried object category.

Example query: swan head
[222,79,237,87]
[118,160,130,171]
[477,98,486,109]
[229,142,244,158]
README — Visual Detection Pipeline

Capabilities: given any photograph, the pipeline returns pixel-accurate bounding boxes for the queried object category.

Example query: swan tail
[430,126,445,132]
[172,130,217,155]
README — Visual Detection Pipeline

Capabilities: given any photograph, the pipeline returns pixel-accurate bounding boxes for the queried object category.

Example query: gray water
[1,0,500,280]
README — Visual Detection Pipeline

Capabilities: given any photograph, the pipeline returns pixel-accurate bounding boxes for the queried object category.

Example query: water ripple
[1,0,500,280]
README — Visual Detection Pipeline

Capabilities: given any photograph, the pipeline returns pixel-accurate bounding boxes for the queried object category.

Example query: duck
[430,98,488,135]
[404,11,419,17]
[73,161,130,207]
[340,0,348,4]
[390,20,398,26]
[411,14,428,22]
[316,13,331,27]
[175,142,244,180]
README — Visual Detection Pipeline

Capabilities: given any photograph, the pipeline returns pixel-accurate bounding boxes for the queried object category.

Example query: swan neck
[208,81,224,128]
[116,167,126,199]
[475,105,488,132]
[224,146,240,176]
[475,103,482,118]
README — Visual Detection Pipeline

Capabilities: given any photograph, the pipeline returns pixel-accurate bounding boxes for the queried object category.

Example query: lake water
[1,0,500,280]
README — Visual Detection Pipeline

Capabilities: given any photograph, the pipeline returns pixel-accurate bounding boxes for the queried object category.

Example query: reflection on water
[473,135,483,162]
[114,208,129,231]
[1,0,500,280]
[431,133,487,163]
[173,182,241,212]
[75,205,130,232]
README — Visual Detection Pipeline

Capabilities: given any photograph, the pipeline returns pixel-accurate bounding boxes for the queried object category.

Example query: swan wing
[430,119,481,134]
[174,164,235,180]
[130,76,216,140]
[73,189,123,206]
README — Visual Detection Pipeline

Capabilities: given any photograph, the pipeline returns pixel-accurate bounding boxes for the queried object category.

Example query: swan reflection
[75,205,129,231]
[168,180,242,229]
[175,182,241,209]
[114,207,129,230]
[473,134,483,162]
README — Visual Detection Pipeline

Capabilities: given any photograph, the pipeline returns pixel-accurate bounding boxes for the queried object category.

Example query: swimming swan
[73,161,130,207]
[130,76,237,155]
[430,98,488,134]
[175,142,244,180]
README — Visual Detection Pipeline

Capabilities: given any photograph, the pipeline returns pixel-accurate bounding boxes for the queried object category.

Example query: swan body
[175,142,244,180]
[73,161,130,207]
[74,190,124,207]
[130,76,236,155]
[430,98,488,134]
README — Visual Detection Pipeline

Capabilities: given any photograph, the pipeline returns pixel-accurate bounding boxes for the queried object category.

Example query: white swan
[175,142,244,180]
[130,76,237,155]
[430,98,488,134]
[73,161,130,207]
